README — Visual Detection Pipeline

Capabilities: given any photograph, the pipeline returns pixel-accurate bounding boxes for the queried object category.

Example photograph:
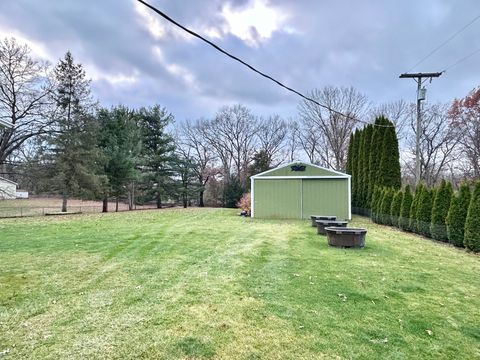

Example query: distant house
[0,177,17,200]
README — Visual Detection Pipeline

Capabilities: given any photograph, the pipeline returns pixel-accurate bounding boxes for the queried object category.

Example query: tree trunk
[102,196,108,213]
[156,182,162,208]
[183,193,187,208]
[199,190,205,207]
[115,197,119,212]
[62,194,67,212]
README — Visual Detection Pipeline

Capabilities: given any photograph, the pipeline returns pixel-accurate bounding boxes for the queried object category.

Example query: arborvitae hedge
[409,183,423,232]
[360,124,373,208]
[346,133,354,176]
[371,186,382,223]
[464,181,480,252]
[431,180,453,241]
[390,190,403,227]
[399,185,413,231]
[368,117,388,207]
[416,187,433,237]
[351,129,361,207]
[446,183,471,247]
[380,188,394,225]
[378,120,401,190]
[356,129,366,208]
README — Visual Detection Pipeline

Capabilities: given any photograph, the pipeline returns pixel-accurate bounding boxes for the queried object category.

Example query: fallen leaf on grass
[369,338,388,344]
[426,329,433,336]
[0,348,10,357]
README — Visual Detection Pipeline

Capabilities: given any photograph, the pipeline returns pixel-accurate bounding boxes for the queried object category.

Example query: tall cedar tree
[379,188,394,225]
[367,116,388,206]
[399,185,413,230]
[351,129,361,207]
[390,189,403,227]
[409,183,424,233]
[346,133,354,176]
[138,105,176,208]
[416,187,433,237]
[356,129,366,208]
[378,119,401,189]
[464,181,480,252]
[431,180,453,241]
[48,51,100,212]
[360,124,374,209]
[97,106,141,212]
[372,186,384,223]
[446,183,471,247]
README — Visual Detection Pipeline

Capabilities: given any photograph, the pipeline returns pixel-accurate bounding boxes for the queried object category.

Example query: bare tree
[0,38,51,167]
[449,87,480,178]
[405,103,460,186]
[285,120,300,162]
[179,118,216,207]
[298,86,369,170]
[202,104,258,186]
[370,99,410,143]
[255,115,287,166]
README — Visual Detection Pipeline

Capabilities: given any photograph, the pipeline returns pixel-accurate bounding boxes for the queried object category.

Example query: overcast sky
[1,0,479,121]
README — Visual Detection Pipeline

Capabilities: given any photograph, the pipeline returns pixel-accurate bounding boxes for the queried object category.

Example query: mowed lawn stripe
[0,208,479,359]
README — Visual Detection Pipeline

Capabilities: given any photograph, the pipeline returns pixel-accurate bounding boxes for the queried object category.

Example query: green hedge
[446,183,471,247]
[465,181,480,252]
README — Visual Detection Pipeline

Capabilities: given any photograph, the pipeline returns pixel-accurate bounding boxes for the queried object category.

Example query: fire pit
[310,215,337,227]
[325,227,367,248]
[316,220,348,234]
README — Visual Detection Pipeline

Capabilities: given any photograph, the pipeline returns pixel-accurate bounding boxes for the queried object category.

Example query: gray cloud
[0,0,478,122]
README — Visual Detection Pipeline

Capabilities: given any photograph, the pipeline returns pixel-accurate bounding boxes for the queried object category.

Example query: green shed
[251,161,351,220]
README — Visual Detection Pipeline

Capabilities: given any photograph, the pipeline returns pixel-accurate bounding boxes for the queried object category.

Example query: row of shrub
[370,180,480,252]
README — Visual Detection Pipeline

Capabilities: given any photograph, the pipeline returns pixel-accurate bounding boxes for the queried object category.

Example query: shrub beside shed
[251,161,351,220]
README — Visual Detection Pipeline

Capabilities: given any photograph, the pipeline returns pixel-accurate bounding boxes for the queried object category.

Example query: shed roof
[0,176,18,185]
[252,161,350,179]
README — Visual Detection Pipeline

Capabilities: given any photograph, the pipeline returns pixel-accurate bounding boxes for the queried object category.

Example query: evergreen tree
[46,51,101,212]
[464,181,480,252]
[367,116,388,206]
[97,106,141,212]
[399,185,413,231]
[390,190,403,227]
[138,105,176,208]
[431,180,453,241]
[416,187,433,237]
[370,186,381,223]
[360,124,373,210]
[223,176,245,208]
[377,119,401,190]
[409,183,423,233]
[446,183,471,247]
[356,129,366,208]
[346,133,354,176]
[379,188,394,225]
[351,129,361,208]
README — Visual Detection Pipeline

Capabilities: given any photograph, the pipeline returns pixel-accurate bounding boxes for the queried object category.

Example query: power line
[405,13,480,73]
[442,47,480,72]
[136,0,394,128]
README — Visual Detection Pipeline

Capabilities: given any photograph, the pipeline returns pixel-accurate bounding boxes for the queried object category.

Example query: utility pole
[399,72,442,184]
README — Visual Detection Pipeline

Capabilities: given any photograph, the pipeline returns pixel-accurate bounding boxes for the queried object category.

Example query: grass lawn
[1,209,479,359]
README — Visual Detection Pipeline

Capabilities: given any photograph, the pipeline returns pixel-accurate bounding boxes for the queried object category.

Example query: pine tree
[416,187,433,237]
[390,190,403,227]
[446,183,471,247]
[46,51,101,212]
[379,188,394,225]
[409,183,423,233]
[399,185,413,231]
[351,129,361,208]
[464,181,480,252]
[378,119,401,190]
[138,105,176,208]
[430,180,453,241]
[97,106,141,212]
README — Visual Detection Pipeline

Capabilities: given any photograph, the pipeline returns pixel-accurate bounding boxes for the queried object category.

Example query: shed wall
[253,178,349,220]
